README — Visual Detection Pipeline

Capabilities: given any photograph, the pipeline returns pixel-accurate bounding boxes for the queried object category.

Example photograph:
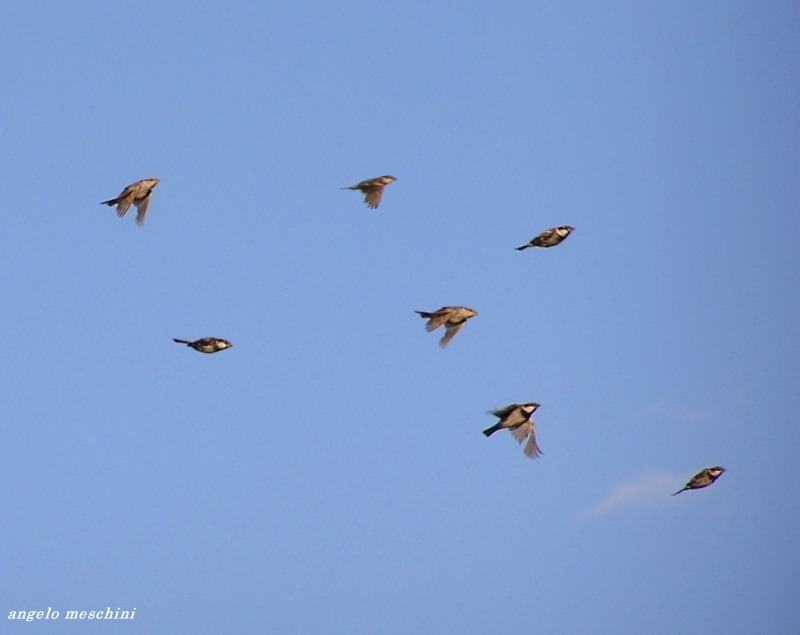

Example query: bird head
[521,403,540,415]
[708,466,725,477]
[381,175,398,184]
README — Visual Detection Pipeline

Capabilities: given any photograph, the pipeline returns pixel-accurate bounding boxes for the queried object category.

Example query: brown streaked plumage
[341,175,397,209]
[415,306,477,348]
[483,403,542,458]
[173,337,232,354]
[101,178,160,226]
[672,466,725,496]
[516,225,574,250]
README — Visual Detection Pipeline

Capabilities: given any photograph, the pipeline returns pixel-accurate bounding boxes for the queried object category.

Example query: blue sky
[1,1,798,633]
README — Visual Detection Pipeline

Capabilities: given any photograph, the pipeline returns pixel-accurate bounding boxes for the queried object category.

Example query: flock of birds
[101,175,725,497]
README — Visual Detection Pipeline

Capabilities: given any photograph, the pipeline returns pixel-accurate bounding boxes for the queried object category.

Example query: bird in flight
[415,306,477,348]
[341,175,397,208]
[173,337,232,354]
[483,403,542,458]
[672,466,725,495]
[101,178,160,226]
[516,226,574,250]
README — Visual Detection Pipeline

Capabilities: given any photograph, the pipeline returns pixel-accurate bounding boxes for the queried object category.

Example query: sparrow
[415,306,477,348]
[341,175,397,208]
[672,466,725,495]
[101,178,160,226]
[173,337,232,354]
[483,403,542,458]
[516,226,574,250]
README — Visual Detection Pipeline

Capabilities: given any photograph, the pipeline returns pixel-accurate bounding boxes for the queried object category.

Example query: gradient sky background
[1,1,799,633]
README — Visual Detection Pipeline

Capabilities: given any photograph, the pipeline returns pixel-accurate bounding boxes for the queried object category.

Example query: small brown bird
[341,175,397,208]
[516,226,574,250]
[415,306,477,348]
[672,466,725,495]
[483,403,542,458]
[173,337,232,354]
[101,178,160,226]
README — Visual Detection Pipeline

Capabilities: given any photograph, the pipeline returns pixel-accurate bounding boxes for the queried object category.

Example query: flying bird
[415,306,477,348]
[672,466,725,496]
[101,178,160,226]
[516,226,574,250]
[173,337,232,354]
[341,175,397,208]
[483,403,542,458]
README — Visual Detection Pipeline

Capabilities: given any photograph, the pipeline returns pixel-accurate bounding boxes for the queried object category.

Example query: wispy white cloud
[583,470,682,518]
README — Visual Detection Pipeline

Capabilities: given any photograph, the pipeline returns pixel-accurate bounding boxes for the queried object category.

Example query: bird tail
[341,186,357,190]
[173,339,192,345]
[483,424,502,437]
[515,244,530,251]
[671,487,687,496]
[100,198,118,206]
[415,311,433,319]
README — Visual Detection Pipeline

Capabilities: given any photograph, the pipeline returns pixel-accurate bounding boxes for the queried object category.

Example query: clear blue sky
[1,2,798,633]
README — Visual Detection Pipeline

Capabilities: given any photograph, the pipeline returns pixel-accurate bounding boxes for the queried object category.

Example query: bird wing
[439,321,465,348]
[114,188,136,216]
[363,186,384,209]
[422,309,450,332]
[509,420,531,444]
[522,427,542,458]
[510,421,542,457]
[134,193,152,226]
[533,229,555,246]
[689,474,711,488]
[491,404,520,419]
